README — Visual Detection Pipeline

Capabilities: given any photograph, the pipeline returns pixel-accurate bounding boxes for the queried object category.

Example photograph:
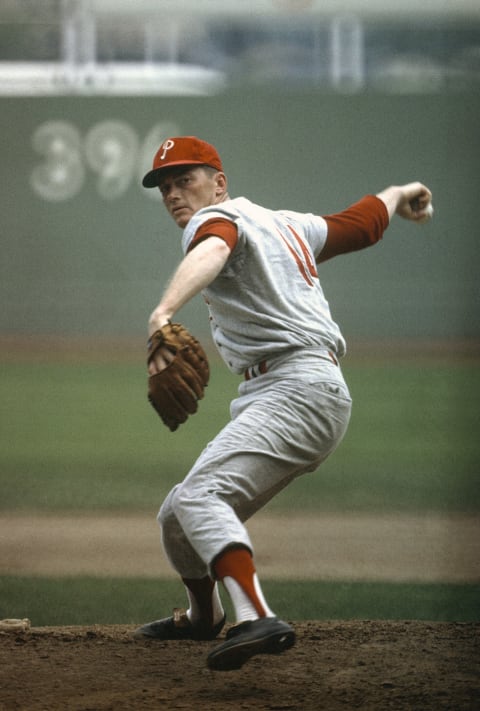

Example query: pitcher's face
[159,167,227,228]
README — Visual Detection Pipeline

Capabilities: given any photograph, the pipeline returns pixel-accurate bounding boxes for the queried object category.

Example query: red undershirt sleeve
[187,217,238,253]
[318,195,390,263]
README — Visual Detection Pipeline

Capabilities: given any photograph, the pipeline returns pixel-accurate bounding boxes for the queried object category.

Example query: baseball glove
[147,322,210,431]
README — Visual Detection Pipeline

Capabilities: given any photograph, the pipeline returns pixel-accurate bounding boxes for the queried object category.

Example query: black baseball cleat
[132,608,226,641]
[207,616,295,671]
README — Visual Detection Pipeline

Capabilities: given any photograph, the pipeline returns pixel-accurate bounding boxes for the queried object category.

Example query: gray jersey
[182,197,346,374]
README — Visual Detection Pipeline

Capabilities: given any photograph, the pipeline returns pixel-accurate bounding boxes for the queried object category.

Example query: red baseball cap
[142,136,223,188]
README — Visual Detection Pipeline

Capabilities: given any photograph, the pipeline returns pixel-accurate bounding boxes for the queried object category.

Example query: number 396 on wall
[30,120,180,202]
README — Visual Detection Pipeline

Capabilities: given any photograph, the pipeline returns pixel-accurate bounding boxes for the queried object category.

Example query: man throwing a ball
[133,135,433,671]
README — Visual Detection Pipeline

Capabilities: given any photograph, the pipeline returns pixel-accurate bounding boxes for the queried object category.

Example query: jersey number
[276,225,318,287]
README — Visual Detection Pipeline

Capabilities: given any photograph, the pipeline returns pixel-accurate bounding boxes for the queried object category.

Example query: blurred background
[0,0,479,625]
[1,0,480,94]
[0,0,479,342]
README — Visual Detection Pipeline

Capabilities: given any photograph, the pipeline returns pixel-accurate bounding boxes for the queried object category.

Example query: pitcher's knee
[171,484,205,521]
[158,485,180,529]
[158,484,202,533]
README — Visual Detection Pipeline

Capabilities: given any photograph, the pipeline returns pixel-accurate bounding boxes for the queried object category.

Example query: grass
[0,359,478,513]
[1,576,478,625]
[1,356,478,623]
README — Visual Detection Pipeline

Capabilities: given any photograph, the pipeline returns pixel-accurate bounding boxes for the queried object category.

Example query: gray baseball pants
[158,350,352,579]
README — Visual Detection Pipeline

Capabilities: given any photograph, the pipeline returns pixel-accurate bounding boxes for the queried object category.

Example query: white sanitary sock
[222,574,275,624]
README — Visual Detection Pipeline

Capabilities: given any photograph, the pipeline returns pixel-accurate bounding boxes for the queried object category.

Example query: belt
[327,350,339,366]
[244,351,338,380]
[244,360,268,381]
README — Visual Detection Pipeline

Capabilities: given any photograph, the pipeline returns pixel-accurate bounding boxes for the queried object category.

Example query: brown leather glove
[147,323,210,431]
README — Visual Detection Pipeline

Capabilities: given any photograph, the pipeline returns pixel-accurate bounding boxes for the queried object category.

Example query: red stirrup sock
[213,547,274,623]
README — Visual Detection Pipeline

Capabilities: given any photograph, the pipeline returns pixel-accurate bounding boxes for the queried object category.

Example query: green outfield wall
[1,91,478,341]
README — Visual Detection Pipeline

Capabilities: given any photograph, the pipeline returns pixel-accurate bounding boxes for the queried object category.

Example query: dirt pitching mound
[1,620,479,710]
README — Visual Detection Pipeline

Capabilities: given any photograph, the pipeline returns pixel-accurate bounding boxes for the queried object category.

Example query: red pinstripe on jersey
[287,224,318,280]
[275,227,318,287]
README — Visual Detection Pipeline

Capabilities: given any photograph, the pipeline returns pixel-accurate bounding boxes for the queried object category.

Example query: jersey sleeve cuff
[188,217,238,253]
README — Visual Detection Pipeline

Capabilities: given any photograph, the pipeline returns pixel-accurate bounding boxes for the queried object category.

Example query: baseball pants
[158,350,352,579]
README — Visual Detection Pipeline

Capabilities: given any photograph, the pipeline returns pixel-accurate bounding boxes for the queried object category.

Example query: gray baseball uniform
[137,136,429,668]
[159,196,354,578]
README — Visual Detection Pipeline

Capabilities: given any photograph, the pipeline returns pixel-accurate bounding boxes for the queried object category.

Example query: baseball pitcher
[133,136,433,671]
